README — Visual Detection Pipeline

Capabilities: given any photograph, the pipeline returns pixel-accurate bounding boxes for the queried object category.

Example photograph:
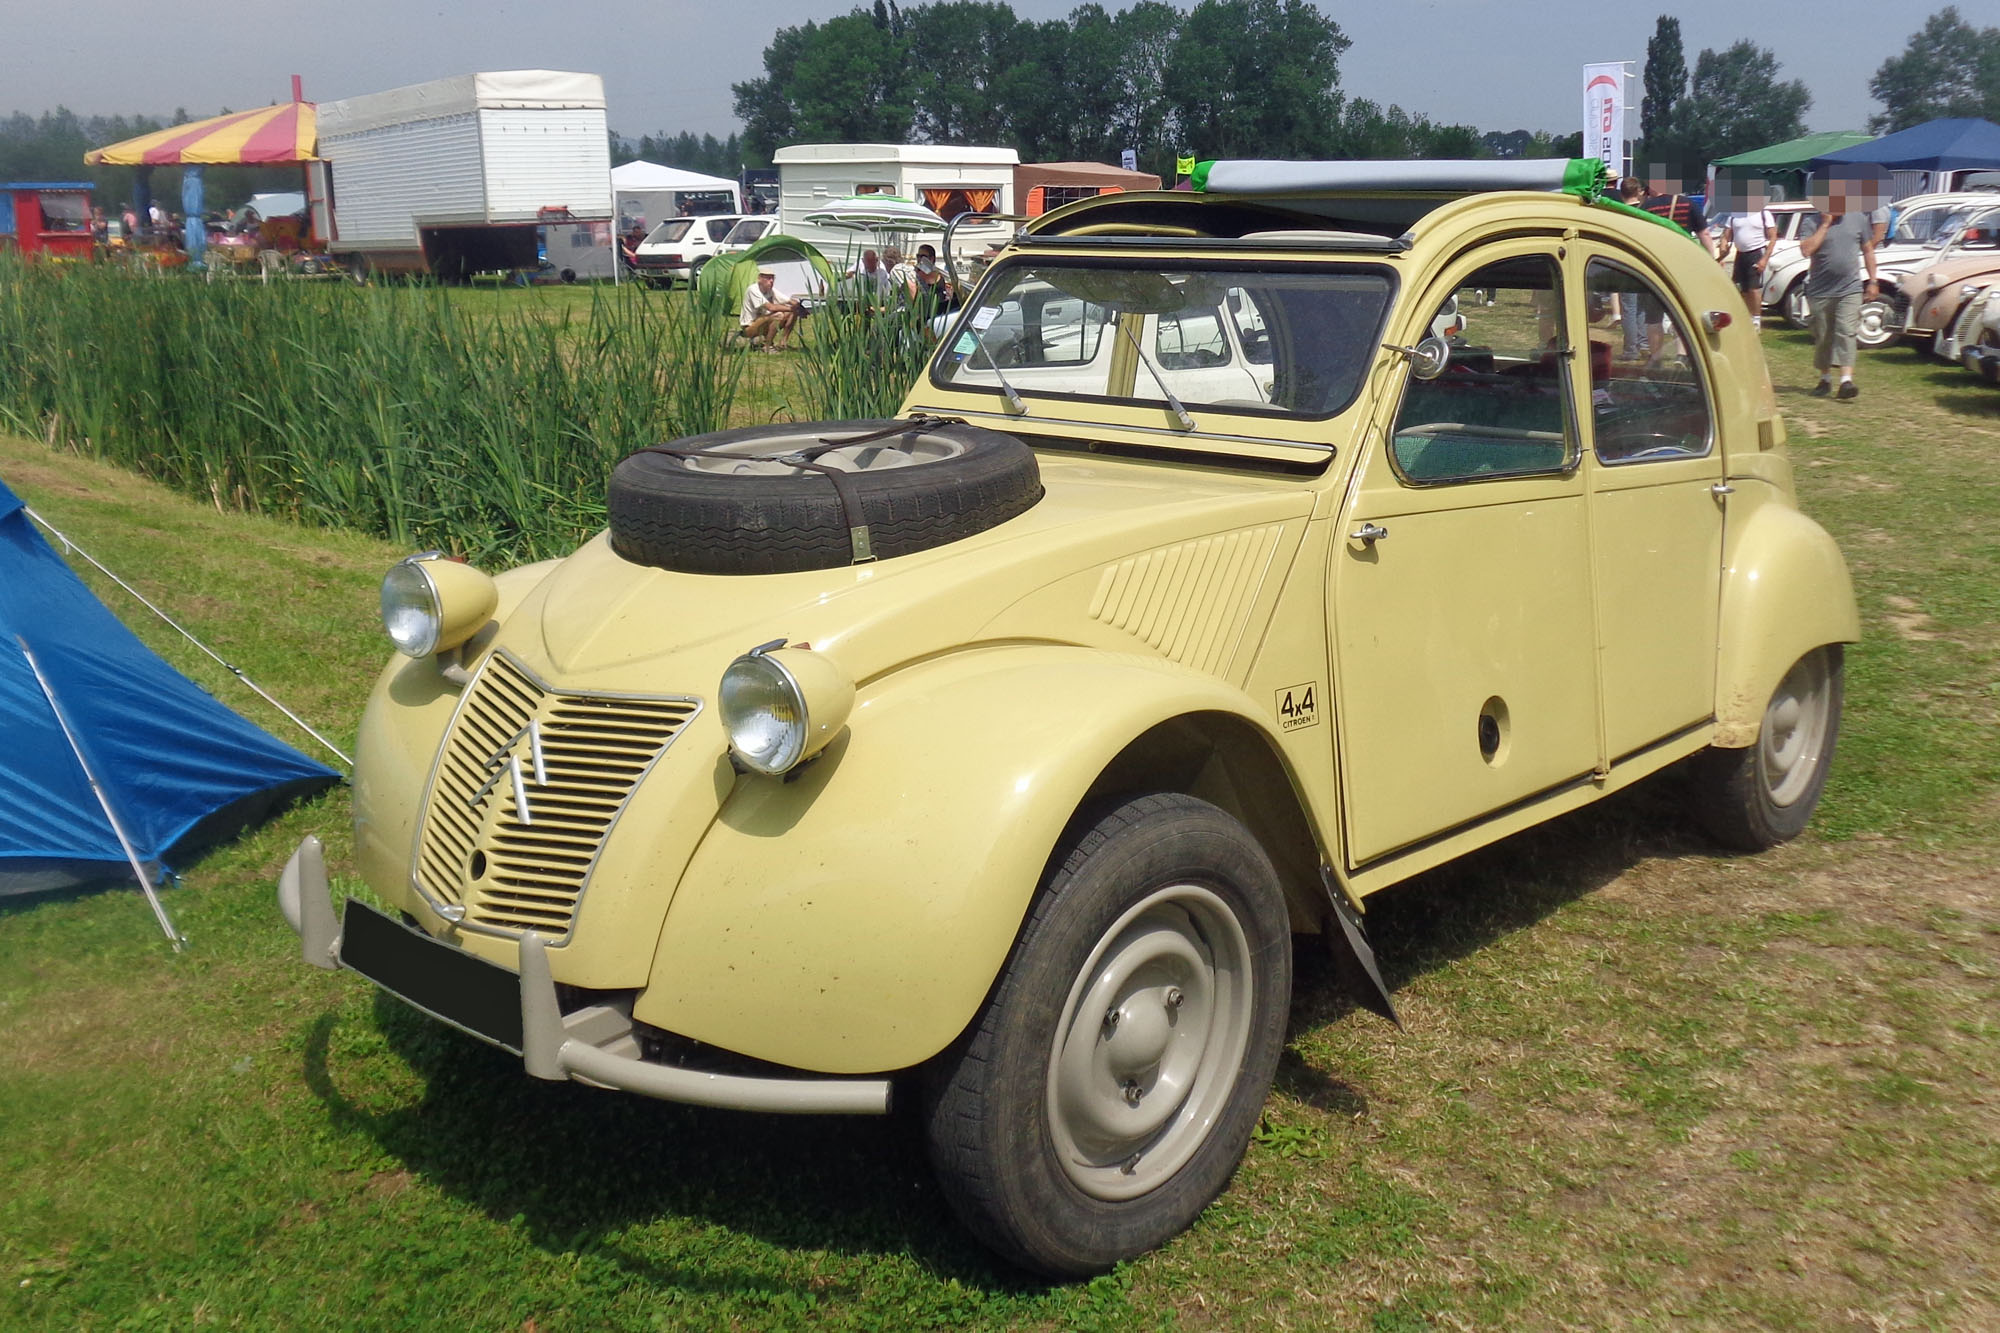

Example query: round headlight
[720,651,809,775]
[381,559,442,657]
[380,555,499,659]
[718,644,857,776]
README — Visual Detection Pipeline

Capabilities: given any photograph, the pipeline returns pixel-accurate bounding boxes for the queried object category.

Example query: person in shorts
[738,268,800,351]
[1712,172,1776,322]
[1799,164,1884,400]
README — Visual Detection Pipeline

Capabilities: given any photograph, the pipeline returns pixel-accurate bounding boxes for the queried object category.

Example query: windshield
[932,259,1394,420]
[1892,205,1965,246]
[643,219,694,246]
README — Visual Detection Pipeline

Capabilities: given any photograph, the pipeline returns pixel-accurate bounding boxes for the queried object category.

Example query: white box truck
[316,71,615,280]
[772,143,1018,254]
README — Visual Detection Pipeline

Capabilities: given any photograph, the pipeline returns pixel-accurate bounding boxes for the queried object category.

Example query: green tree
[1868,6,2000,131]
[1161,0,1349,159]
[1642,15,1687,157]
[904,1,1034,143]
[1679,40,1811,162]
[732,10,912,161]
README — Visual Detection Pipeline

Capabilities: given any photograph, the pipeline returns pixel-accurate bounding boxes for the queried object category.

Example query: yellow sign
[1175,154,1196,178]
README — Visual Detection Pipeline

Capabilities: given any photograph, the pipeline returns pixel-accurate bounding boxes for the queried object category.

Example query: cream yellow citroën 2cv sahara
[280,158,1856,1276]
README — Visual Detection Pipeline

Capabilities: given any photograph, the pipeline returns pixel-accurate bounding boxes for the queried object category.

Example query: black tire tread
[607,419,1041,575]
[1692,645,1843,852]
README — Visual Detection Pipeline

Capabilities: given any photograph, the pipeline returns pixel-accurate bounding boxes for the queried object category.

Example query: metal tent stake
[16,636,185,951]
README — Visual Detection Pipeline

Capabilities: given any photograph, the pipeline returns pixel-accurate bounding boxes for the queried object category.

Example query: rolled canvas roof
[1194,158,1601,195]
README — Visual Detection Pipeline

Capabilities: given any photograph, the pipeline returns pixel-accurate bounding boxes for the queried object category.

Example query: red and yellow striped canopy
[84,103,318,166]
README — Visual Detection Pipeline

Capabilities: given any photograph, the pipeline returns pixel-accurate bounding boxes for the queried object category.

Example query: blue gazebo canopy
[1812,117,2000,173]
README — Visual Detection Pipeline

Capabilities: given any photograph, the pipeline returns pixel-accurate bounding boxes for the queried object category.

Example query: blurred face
[758,274,775,291]
[1647,166,1680,195]
[861,250,879,271]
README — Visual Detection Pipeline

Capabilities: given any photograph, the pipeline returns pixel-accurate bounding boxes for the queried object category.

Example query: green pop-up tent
[1713,132,1875,200]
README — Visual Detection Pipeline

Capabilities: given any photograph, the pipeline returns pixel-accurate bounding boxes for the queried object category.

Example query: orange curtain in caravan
[921,188,954,213]
[962,188,997,213]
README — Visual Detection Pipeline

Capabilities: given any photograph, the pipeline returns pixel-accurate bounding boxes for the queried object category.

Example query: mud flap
[1321,867,1402,1028]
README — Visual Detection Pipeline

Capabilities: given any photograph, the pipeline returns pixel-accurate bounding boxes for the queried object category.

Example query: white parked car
[1957,284,2000,383]
[630,214,764,286]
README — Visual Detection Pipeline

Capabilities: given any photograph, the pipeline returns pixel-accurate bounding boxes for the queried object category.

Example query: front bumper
[278,836,892,1115]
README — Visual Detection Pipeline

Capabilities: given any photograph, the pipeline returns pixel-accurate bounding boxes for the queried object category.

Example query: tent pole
[16,636,186,952]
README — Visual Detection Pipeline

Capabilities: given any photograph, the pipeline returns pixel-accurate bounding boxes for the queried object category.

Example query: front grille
[412,650,700,940]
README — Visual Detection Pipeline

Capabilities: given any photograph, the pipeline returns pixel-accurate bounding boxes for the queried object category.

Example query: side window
[706,219,734,242]
[1581,260,1714,464]
[1389,255,1572,484]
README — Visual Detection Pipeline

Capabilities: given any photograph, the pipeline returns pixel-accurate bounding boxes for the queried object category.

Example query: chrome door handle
[1710,483,1735,497]
[1350,522,1390,543]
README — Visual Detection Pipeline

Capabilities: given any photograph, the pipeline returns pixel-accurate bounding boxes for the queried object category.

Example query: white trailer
[772,143,1018,253]
[317,71,615,279]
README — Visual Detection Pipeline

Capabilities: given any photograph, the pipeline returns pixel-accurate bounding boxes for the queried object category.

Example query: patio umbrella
[800,195,947,233]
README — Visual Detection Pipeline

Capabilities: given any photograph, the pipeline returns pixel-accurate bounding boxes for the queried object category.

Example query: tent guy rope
[25,507,354,769]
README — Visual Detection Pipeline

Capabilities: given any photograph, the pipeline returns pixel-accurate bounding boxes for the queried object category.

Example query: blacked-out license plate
[338,899,525,1054]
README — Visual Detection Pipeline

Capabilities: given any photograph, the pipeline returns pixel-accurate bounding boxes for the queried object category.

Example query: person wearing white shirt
[738,268,799,351]
[1712,174,1777,322]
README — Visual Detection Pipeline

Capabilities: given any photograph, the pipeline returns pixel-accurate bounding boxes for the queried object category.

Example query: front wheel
[1692,645,1843,851]
[924,794,1292,1276]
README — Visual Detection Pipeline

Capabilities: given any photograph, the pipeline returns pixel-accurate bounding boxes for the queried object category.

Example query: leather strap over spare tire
[608,417,1042,575]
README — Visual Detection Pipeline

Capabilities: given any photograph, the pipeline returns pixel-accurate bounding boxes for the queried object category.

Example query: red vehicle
[1,182,95,260]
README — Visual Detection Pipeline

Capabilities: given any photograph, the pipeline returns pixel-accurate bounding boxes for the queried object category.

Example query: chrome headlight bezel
[381,555,445,658]
[718,643,857,777]
[380,553,499,660]
[719,648,810,776]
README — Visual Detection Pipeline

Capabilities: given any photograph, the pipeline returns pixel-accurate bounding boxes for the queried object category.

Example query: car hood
[499,452,1317,696]
[1910,253,2000,295]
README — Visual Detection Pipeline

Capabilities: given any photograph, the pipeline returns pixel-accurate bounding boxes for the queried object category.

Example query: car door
[1575,249,1726,761]
[1332,246,1601,865]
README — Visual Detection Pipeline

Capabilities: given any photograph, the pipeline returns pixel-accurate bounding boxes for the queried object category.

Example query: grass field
[0,328,1995,1331]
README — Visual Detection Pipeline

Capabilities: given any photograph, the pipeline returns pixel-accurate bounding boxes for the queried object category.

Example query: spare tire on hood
[607,416,1042,575]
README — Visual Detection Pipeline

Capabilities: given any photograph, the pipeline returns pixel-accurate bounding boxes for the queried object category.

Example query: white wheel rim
[1045,883,1254,1201]
[680,433,966,477]
[1758,652,1833,808]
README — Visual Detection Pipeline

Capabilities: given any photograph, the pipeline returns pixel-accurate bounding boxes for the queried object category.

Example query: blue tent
[1,476,339,906]
[1812,117,2000,173]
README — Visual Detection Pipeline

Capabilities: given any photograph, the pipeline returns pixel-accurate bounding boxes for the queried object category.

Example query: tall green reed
[788,297,938,421]
[0,258,744,565]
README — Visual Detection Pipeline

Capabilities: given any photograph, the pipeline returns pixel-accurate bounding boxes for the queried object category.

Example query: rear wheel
[924,794,1292,1277]
[1692,645,1843,851]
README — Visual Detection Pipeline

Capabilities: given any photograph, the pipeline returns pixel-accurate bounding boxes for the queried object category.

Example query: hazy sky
[2,0,1940,146]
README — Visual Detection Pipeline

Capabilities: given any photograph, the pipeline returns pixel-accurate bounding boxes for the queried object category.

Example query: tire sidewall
[929,797,1292,1275]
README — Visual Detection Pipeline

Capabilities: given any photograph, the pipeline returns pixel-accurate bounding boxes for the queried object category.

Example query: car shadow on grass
[299,1005,1054,1295]
[1283,766,1721,1038]
[297,768,1722,1294]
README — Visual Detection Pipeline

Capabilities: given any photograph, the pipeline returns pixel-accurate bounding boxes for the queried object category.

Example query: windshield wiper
[1116,322,1196,430]
[975,333,1030,416]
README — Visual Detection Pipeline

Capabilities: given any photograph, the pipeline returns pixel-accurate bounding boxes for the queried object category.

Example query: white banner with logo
[1582,63,1627,174]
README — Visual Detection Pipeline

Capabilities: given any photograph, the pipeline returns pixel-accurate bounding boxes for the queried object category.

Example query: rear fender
[1713,498,1859,746]
[631,645,1300,1074]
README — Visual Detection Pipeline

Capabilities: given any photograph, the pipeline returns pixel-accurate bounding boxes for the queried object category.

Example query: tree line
[11,6,1998,198]
[724,0,1490,178]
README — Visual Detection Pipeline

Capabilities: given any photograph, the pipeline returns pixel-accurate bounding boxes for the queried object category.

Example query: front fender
[1713,494,1859,746]
[630,645,1282,1074]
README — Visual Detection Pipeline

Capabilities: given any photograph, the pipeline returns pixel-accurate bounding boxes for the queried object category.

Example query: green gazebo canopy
[1714,132,1875,173]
